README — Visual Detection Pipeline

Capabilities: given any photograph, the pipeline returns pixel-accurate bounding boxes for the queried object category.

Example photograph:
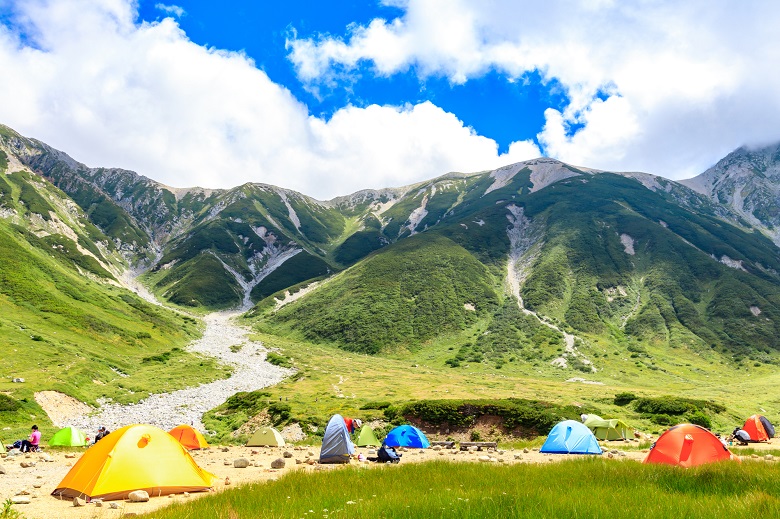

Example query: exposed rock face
[681,143,780,245]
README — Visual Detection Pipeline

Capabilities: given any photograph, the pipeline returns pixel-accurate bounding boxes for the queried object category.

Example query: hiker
[343,417,362,434]
[95,426,110,443]
[20,425,40,452]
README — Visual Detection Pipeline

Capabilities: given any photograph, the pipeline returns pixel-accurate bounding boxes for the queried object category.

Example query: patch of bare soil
[34,392,92,427]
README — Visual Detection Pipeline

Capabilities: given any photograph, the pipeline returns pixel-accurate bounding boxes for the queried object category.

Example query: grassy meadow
[140,459,780,518]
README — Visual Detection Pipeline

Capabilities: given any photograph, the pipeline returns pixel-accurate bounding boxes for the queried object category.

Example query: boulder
[128,490,150,502]
[233,458,250,468]
[12,378,25,383]
[478,455,492,462]
[271,458,286,469]
[19,461,35,468]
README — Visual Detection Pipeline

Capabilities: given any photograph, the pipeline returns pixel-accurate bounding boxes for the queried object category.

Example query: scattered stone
[233,458,250,468]
[254,462,263,467]
[618,451,626,457]
[0,466,6,474]
[514,454,523,460]
[271,458,286,469]
[169,494,175,498]
[73,497,86,507]
[523,448,529,453]
[64,454,77,459]
[766,454,774,461]
[12,378,25,383]
[478,456,492,462]
[296,459,302,464]
[11,496,30,505]
[109,502,121,509]
[19,461,35,468]
[751,454,760,459]
[128,490,150,502]
[95,500,104,507]
[251,450,259,455]
[184,492,190,497]
[221,447,230,452]
[16,490,30,495]
[307,451,314,457]
[225,477,231,486]
[223,461,231,466]
[306,459,316,465]
[32,483,42,488]
[283,451,293,458]
[607,452,614,459]
[39,453,53,462]
[433,446,441,451]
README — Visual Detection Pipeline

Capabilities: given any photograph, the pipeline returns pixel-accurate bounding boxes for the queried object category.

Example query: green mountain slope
[0,153,221,428]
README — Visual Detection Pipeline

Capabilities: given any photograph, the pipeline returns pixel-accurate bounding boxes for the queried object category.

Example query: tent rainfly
[49,426,88,447]
[169,425,209,450]
[246,426,286,447]
[355,425,380,447]
[644,424,738,467]
[52,424,216,500]
[540,420,602,455]
[584,415,631,441]
[320,414,354,464]
[383,425,430,449]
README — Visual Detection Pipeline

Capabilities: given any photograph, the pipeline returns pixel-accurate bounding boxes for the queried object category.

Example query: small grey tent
[320,414,354,464]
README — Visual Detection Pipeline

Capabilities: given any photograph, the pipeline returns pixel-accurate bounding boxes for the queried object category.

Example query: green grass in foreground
[141,459,780,518]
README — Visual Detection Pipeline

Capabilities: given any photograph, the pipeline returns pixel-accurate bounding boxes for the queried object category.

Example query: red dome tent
[743,415,775,442]
[644,424,738,468]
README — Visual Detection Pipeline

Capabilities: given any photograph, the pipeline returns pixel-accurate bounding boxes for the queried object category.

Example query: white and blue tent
[540,420,602,455]
[319,414,355,464]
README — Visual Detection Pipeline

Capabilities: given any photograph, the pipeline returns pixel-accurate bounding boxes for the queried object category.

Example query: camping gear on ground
[52,424,217,500]
[246,426,286,447]
[383,425,430,449]
[644,424,738,467]
[355,425,380,447]
[743,415,775,441]
[320,414,355,464]
[49,426,88,447]
[169,425,209,450]
[584,415,631,441]
[540,420,602,455]
[377,445,401,463]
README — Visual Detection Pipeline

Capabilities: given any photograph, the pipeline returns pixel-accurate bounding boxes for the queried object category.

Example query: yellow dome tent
[168,425,209,450]
[52,424,216,500]
[246,426,285,447]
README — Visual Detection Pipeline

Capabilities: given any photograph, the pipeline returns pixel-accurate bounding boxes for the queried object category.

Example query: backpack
[377,445,401,463]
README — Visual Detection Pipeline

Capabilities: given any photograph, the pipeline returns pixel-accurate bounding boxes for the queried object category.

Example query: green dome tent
[584,415,631,441]
[246,427,285,447]
[49,426,88,447]
[355,425,380,447]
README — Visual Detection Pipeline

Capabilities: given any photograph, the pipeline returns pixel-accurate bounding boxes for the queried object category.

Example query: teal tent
[540,420,602,455]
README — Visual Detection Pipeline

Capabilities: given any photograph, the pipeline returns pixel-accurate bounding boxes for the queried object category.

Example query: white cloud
[154,4,185,18]
[0,0,540,199]
[288,0,780,179]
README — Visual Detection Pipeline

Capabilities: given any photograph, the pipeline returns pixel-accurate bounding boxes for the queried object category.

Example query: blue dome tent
[383,425,430,449]
[540,420,602,455]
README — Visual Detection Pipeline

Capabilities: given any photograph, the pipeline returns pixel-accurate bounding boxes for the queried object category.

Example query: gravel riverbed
[69,310,292,433]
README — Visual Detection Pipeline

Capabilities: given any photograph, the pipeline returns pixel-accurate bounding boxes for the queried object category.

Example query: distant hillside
[4,122,780,372]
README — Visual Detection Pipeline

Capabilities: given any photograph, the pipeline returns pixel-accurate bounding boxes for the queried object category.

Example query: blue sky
[0,1,778,199]
[136,0,568,154]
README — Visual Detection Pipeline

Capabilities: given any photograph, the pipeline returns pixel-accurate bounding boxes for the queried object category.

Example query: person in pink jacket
[20,425,40,452]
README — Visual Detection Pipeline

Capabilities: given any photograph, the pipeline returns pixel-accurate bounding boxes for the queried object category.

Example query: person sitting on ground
[95,426,110,442]
[20,425,40,452]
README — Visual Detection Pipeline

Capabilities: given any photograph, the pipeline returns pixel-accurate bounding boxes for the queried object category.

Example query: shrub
[266,352,292,368]
[687,410,712,429]
[614,392,637,406]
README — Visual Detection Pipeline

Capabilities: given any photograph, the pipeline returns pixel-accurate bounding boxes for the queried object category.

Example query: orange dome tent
[52,424,216,500]
[169,424,209,450]
[743,415,774,442]
[643,424,738,468]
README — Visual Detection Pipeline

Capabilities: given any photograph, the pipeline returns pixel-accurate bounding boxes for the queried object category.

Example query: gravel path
[69,310,293,433]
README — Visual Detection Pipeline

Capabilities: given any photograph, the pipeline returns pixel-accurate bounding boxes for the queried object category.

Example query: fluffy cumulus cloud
[289,0,780,178]
[0,0,539,199]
